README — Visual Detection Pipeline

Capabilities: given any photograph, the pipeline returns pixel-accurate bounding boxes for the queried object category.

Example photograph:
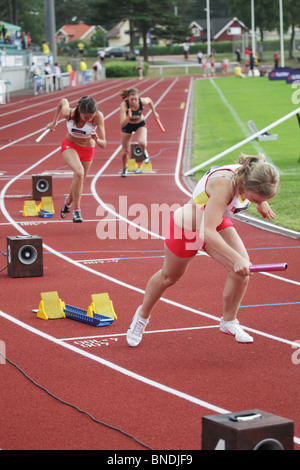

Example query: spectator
[274,52,279,68]
[197,50,203,64]
[249,54,255,76]
[44,62,51,75]
[209,54,215,75]
[222,57,229,75]
[26,32,31,49]
[202,54,207,77]
[53,62,61,89]
[42,41,50,60]
[93,59,102,80]
[78,41,85,56]
[183,43,189,59]
[66,61,73,73]
[79,58,87,71]
[137,56,144,80]
[98,49,105,64]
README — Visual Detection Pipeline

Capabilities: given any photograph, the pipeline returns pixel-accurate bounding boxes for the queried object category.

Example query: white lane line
[1,78,299,432]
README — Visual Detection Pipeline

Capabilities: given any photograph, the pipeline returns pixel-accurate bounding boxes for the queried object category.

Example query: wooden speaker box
[7,235,43,278]
[32,174,52,199]
[131,143,144,162]
[202,409,294,450]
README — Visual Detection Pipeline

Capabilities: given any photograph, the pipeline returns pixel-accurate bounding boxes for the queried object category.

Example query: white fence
[32,68,106,95]
[149,61,238,76]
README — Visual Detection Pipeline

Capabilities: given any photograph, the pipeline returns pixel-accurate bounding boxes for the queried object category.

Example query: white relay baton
[35,128,51,143]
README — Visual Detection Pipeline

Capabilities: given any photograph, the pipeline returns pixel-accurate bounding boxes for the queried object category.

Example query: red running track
[0,76,300,451]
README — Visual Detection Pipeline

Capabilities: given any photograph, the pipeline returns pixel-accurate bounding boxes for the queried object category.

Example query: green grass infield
[191,75,300,233]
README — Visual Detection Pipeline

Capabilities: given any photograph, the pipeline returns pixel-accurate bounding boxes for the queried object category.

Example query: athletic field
[192,75,300,232]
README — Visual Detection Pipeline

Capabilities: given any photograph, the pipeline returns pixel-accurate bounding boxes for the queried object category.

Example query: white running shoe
[220,318,253,343]
[143,150,150,164]
[72,209,83,223]
[126,306,149,347]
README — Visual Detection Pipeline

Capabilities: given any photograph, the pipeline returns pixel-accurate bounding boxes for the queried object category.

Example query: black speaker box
[202,409,294,450]
[7,235,43,278]
[32,174,52,199]
[131,143,144,162]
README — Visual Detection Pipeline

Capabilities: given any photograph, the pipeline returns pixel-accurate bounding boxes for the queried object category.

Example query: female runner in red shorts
[127,154,280,346]
[47,96,106,222]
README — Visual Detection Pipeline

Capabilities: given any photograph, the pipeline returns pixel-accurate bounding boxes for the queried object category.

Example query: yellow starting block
[141,161,152,172]
[37,291,66,320]
[37,196,55,214]
[87,293,118,319]
[127,158,152,173]
[23,196,54,217]
[23,200,38,217]
[127,158,138,172]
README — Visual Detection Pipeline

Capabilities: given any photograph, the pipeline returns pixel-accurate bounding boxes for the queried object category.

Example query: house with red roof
[189,17,247,43]
[56,21,96,44]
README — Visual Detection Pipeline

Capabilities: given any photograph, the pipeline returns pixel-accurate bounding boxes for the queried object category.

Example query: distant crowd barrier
[0,80,8,103]
[149,61,238,76]
[32,68,106,95]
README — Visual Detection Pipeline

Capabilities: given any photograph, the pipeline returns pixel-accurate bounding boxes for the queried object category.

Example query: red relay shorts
[165,213,234,258]
[61,137,95,162]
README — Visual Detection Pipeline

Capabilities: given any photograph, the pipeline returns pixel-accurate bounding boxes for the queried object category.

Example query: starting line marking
[60,324,220,342]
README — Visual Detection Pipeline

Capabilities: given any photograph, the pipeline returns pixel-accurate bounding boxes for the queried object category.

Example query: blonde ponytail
[235,153,280,198]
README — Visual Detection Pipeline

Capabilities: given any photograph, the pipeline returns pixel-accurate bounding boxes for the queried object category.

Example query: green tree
[0,0,44,45]
[86,0,189,60]
[54,0,91,29]
[227,0,279,59]
[283,0,300,58]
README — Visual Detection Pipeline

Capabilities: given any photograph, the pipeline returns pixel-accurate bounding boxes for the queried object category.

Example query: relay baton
[35,128,50,143]
[155,118,165,133]
[249,263,288,273]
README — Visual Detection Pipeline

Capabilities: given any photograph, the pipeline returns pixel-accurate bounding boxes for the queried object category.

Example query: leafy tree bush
[105,60,149,78]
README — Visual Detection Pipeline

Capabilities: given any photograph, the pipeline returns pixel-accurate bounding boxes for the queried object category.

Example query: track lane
[1,77,300,450]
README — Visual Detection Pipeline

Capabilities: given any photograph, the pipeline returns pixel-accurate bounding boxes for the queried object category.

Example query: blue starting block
[64,304,115,327]
[38,210,53,218]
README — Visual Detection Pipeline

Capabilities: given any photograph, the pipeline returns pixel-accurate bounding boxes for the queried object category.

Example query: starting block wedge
[127,158,138,172]
[37,291,66,320]
[40,196,54,214]
[23,200,38,217]
[141,161,152,172]
[88,293,117,320]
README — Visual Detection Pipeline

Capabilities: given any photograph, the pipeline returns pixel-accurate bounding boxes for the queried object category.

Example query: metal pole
[206,0,211,57]
[251,0,256,56]
[279,0,284,67]
[44,0,57,64]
